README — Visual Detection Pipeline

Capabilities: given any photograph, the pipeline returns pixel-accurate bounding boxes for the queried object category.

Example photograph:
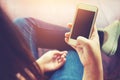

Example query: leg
[50,50,84,80]
[14,17,73,59]
[15,17,120,58]
[32,18,120,56]
[99,20,120,56]
[14,18,39,59]
[14,17,105,59]
[14,17,105,50]
[25,17,73,51]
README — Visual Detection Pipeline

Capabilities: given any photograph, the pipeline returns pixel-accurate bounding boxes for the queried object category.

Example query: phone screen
[71,9,95,39]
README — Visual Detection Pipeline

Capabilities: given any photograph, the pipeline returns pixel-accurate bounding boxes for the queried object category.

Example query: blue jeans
[14,17,83,80]
[50,50,83,80]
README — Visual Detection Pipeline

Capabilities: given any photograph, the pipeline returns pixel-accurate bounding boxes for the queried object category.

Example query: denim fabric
[14,18,38,59]
[14,18,84,80]
[50,50,83,80]
[14,17,73,59]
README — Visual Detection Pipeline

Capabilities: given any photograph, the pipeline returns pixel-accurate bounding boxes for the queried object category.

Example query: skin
[36,50,68,74]
[37,24,103,80]
[1,2,103,79]
[65,24,103,80]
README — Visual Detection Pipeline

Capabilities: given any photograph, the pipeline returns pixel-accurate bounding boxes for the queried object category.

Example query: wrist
[83,61,103,80]
[36,59,45,74]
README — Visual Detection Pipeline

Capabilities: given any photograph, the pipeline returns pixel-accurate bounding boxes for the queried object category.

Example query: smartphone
[68,3,98,45]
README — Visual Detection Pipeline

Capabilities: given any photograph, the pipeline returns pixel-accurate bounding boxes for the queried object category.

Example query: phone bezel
[68,3,98,45]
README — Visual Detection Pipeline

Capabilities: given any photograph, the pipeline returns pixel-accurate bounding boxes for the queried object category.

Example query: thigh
[50,50,84,80]
[25,17,73,50]
[14,17,73,59]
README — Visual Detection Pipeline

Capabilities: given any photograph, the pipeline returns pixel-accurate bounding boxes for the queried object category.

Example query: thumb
[77,36,90,46]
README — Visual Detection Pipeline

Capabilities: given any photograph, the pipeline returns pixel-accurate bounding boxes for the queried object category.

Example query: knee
[14,17,34,30]
[14,18,27,26]
[13,18,26,28]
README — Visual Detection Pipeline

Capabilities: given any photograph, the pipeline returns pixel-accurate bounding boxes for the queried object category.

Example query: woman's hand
[65,24,103,80]
[65,24,101,66]
[36,50,67,74]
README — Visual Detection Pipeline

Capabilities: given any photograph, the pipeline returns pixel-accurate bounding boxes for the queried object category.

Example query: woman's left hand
[36,50,67,74]
[65,24,101,67]
[65,24,103,80]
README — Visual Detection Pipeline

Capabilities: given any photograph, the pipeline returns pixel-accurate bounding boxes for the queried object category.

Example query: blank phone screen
[71,9,95,39]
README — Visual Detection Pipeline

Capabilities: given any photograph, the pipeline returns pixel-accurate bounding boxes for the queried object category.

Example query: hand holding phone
[68,3,98,45]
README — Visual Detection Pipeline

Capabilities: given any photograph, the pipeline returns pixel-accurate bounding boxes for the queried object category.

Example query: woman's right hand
[36,50,67,74]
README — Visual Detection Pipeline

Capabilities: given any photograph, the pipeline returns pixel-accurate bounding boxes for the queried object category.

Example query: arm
[65,25,103,80]
[82,47,103,80]
[83,61,103,80]
[76,36,103,80]
[36,50,67,74]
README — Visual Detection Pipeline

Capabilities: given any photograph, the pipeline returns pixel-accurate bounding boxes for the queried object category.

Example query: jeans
[14,17,84,80]
[50,50,83,80]
[14,17,74,59]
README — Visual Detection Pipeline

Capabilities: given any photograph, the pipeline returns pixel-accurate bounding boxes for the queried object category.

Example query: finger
[58,57,66,63]
[54,57,66,69]
[65,32,71,44]
[61,51,68,54]
[67,23,72,29]
[60,51,68,58]
[57,56,61,60]
[54,51,67,58]
[65,32,70,38]
[77,36,90,46]
[65,37,69,44]
[58,58,63,63]
[65,37,76,49]
[53,51,62,59]
[58,51,68,55]
[54,51,67,60]
[75,45,83,54]
[61,53,67,58]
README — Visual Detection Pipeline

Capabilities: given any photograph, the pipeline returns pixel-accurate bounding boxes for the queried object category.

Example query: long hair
[0,7,46,80]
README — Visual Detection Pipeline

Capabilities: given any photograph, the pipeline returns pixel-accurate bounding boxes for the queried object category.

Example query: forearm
[82,61,103,80]
[36,58,45,74]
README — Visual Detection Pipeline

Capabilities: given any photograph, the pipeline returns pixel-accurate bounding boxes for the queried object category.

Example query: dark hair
[0,7,46,80]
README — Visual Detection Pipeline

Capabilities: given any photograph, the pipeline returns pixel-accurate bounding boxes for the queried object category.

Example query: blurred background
[1,0,120,28]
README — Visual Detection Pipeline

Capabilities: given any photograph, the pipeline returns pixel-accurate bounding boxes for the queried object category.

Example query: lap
[14,18,84,80]
[50,50,83,80]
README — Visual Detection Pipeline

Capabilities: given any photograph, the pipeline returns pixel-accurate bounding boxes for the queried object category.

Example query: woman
[0,6,68,80]
[0,6,44,80]
[0,6,103,80]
